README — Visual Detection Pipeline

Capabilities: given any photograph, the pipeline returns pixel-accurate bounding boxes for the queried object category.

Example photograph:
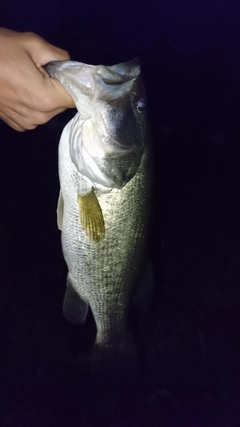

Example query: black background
[1,1,240,426]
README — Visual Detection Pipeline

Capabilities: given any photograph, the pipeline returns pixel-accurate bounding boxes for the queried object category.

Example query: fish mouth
[97,133,139,158]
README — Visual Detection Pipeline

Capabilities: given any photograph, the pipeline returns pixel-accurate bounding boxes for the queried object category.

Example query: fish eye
[136,98,146,113]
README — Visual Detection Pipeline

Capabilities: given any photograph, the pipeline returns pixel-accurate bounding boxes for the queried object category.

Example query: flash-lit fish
[44,59,152,379]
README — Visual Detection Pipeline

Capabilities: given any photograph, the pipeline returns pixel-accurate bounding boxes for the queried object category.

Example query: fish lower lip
[97,133,135,155]
[112,139,133,149]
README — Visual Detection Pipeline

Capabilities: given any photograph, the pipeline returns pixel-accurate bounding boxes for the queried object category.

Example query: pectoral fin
[57,190,64,230]
[77,189,105,242]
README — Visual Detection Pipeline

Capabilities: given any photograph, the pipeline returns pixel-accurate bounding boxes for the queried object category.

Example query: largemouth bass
[45,59,151,379]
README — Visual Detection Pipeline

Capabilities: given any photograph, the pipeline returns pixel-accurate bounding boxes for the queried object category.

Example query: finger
[43,106,72,122]
[10,122,26,132]
[1,114,26,131]
[0,109,37,131]
[50,78,75,108]
[40,77,75,110]
[24,33,71,67]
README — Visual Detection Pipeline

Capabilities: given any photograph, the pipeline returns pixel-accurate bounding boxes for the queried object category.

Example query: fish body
[45,59,151,377]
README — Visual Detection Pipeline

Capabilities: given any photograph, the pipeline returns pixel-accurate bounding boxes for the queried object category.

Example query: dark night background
[1,1,240,426]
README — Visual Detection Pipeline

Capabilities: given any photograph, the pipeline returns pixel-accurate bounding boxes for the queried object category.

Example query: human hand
[0,28,75,131]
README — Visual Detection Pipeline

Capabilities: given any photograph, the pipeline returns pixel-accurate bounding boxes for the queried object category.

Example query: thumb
[45,77,76,109]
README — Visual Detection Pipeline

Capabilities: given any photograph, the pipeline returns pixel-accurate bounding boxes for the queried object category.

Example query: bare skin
[0,28,75,131]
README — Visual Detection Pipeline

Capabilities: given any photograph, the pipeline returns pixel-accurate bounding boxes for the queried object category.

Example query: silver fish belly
[45,59,151,377]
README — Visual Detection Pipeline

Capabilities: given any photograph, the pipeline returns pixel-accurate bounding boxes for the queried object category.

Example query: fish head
[45,59,148,189]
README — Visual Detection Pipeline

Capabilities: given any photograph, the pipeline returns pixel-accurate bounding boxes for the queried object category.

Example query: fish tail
[90,332,139,385]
